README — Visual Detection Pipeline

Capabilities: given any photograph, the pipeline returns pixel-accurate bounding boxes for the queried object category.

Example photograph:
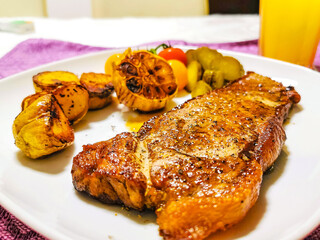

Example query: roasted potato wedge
[21,91,48,111]
[80,72,114,110]
[22,85,89,125]
[52,84,89,125]
[33,71,80,92]
[13,94,74,159]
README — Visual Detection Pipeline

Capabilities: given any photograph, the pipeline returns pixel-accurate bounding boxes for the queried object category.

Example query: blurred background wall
[0,0,259,18]
[91,0,209,17]
[0,0,47,17]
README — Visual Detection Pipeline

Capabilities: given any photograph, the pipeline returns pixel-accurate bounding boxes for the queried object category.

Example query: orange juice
[259,0,320,67]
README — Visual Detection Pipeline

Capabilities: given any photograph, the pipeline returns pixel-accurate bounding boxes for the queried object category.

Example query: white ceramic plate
[0,48,320,240]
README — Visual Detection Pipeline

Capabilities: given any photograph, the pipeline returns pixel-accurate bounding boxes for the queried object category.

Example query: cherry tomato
[168,59,188,91]
[159,47,188,66]
[105,53,123,75]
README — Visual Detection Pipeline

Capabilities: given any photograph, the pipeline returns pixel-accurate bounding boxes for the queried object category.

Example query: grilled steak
[72,72,300,240]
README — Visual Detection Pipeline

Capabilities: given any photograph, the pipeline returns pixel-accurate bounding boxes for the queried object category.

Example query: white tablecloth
[0,14,259,58]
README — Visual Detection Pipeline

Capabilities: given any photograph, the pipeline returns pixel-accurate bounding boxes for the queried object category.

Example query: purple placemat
[0,38,319,240]
[1,38,320,80]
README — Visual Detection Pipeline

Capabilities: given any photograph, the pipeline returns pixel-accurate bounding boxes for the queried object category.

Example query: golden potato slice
[52,84,89,125]
[80,72,114,110]
[12,94,74,159]
[33,71,80,92]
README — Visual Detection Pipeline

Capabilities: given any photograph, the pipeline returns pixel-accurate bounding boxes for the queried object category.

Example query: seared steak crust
[72,72,300,240]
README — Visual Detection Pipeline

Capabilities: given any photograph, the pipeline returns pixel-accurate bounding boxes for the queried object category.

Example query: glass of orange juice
[259,0,320,68]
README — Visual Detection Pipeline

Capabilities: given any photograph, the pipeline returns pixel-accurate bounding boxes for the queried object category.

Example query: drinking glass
[259,0,320,68]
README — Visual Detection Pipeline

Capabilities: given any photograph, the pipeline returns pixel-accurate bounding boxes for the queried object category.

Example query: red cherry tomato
[158,47,188,66]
